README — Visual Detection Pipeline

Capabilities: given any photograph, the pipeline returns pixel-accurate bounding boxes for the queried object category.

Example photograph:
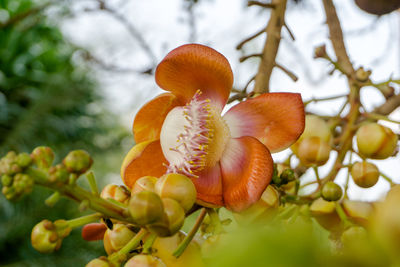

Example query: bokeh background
[0,0,399,265]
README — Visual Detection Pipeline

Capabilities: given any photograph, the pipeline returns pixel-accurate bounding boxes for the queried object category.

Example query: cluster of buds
[128,173,196,237]
[0,151,34,200]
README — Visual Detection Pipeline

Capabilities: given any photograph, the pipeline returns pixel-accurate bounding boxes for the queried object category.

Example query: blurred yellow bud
[125,254,166,267]
[356,123,398,159]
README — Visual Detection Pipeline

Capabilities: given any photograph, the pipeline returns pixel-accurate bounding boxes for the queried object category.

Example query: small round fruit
[131,176,158,194]
[128,191,164,226]
[321,182,343,202]
[297,137,331,166]
[351,161,380,188]
[103,224,136,255]
[355,0,400,15]
[63,150,93,174]
[356,123,398,160]
[86,257,113,267]
[148,198,185,237]
[125,254,166,267]
[155,173,196,213]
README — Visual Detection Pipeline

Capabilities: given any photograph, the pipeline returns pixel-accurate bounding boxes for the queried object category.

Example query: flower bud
[131,176,158,194]
[48,164,69,184]
[124,254,166,267]
[16,152,32,168]
[310,198,341,232]
[291,115,331,155]
[129,191,164,226]
[31,220,62,253]
[86,257,114,267]
[155,173,196,213]
[101,184,130,204]
[125,255,166,267]
[342,199,373,226]
[297,137,331,166]
[31,146,54,170]
[321,182,342,201]
[148,198,185,237]
[103,224,136,255]
[314,44,327,59]
[355,67,371,82]
[152,231,204,267]
[351,161,379,188]
[356,123,398,159]
[63,150,93,174]
[1,174,13,187]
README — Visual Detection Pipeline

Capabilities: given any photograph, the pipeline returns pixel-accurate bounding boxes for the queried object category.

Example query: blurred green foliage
[0,0,129,265]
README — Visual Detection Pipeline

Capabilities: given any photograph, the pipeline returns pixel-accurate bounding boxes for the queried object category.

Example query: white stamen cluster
[167,91,212,177]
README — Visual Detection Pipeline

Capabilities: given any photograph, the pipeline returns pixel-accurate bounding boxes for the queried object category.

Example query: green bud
[147,198,185,237]
[321,182,342,202]
[63,150,93,174]
[13,173,34,195]
[128,191,164,226]
[5,151,17,160]
[351,161,379,188]
[16,152,32,168]
[48,164,69,184]
[2,186,16,200]
[280,169,295,184]
[155,173,196,213]
[125,254,166,267]
[103,224,136,255]
[31,220,62,253]
[31,146,54,170]
[1,174,13,187]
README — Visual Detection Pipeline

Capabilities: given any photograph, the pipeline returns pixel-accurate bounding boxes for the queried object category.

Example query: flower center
[160,91,230,177]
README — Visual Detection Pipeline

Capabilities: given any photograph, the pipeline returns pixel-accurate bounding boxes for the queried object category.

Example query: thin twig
[247,1,276,8]
[253,0,288,93]
[283,22,295,41]
[236,27,266,50]
[275,62,298,81]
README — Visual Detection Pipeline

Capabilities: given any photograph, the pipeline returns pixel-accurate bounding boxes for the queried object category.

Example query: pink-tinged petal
[223,93,305,153]
[192,164,224,207]
[133,93,182,143]
[155,44,233,111]
[82,223,107,241]
[220,136,273,212]
[121,140,168,188]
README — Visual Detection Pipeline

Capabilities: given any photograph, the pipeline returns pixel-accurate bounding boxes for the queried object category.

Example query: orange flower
[121,44,305,212]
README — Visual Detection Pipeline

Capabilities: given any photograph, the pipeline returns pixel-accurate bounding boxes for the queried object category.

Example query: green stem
[142,233,157,254]
[380,172,395,186]
[67,213,103,229]
[335,202,352,227]
[108,228,147,263]
[86,171,99,195]
[45,191,60,207]
[313,167,322,187]
[173,208,207,258]
[364,112,400,124]
[26,167,133,223]
[206,208,222,234]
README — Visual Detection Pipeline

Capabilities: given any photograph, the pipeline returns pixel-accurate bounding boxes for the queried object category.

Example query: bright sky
[61,0,400,201]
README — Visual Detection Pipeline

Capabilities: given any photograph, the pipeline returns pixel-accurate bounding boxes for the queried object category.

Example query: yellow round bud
[148,198,185,237]
[356,123,398,159]
[297,137,331,166]
[155,173,196,213]
[100,184,130,204]
[291,115,332,155]
[342,200,373,226]
[128,191,164,226]
[351,161,380,188]
[309,198,341,232]
[131,176,158,194]
[103,224,136,255]
[125,254,166,267]
[86,257,113,267]
[152,231,204,267]
[31,220,62,253]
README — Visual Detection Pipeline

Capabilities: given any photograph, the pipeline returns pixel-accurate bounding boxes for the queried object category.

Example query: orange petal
[191,164,224,207]
[155,44,233,111]
[82,223,107,241]
[220,136,273,212]
[121,140,168,188]
[224,93,305,153]
[133,93,182,143]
